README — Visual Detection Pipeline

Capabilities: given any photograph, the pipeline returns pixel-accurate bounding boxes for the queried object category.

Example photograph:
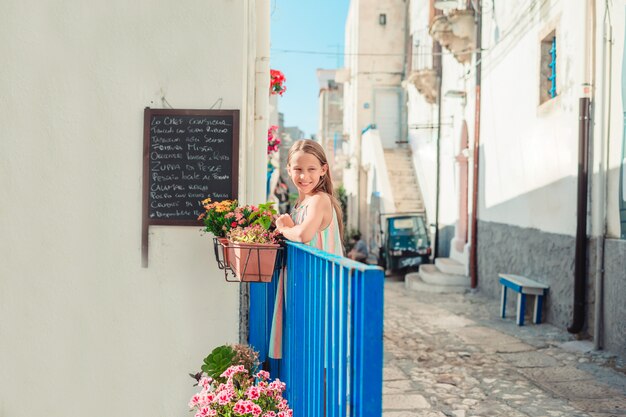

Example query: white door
[374,89,401,149]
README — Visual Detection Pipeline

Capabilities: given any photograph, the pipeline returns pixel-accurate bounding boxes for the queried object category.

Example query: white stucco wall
[0,1,266,416]
[407,2,468,231]
[594,1,626,238]
[478,0,584,236]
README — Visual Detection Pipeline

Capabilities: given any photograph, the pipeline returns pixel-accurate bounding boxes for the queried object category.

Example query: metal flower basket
[213,238,284,283]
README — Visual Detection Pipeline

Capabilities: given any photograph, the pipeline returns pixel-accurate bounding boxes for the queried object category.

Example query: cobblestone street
[382,279,626,417]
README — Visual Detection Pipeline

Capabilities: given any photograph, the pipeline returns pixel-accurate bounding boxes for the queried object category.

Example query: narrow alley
[382,280,626,417]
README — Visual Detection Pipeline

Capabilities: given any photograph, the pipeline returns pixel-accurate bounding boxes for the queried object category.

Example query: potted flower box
[224,224,282,283]
[200,198,282,283]
[223,241,282,283]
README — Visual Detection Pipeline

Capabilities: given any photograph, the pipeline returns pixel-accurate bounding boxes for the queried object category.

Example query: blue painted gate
[249,242,385,416]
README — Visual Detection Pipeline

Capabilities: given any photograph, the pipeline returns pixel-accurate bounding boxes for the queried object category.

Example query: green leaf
[201,345,236,381]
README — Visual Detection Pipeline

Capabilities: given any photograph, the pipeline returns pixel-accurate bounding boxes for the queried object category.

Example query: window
[540,31,557,104]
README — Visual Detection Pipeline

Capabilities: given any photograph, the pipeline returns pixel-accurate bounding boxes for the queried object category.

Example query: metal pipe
[593,0,612,349]
[568,0,595,335]
[428,0,444,259]
[254,0,271,204]
[469,0,482,288]
[433,29,442,259]
[570,97,591,334]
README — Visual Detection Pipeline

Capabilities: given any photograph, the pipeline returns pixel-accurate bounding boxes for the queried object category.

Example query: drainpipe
[241,0,270,345]
[569,0,595,334]
[593,0,612,349]
[469,0,481,288]
[433,31,443,259]
[254,0,271,204]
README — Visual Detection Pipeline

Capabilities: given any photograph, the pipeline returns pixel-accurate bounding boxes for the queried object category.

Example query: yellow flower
[202,198,212,205]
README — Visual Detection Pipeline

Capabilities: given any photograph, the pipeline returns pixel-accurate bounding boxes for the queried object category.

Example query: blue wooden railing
[249,242,385,417]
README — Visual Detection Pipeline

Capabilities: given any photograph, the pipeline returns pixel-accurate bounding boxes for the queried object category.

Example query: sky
[270,0,350,138]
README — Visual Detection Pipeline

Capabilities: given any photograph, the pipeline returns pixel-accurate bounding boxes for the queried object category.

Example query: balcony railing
[249,241,385,417]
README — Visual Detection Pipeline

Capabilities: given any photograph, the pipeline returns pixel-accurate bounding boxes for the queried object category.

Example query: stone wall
[477,220,579,331]
[603,239,626,359]
[477,221,626,361]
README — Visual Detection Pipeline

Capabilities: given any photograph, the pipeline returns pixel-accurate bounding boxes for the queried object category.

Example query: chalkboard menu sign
[142,108,239,266]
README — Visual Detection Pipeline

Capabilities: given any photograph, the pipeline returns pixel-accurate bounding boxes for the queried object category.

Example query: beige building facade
[342,0,408,236]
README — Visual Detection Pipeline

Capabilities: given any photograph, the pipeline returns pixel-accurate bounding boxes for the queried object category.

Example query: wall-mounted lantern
[379,14,386,26]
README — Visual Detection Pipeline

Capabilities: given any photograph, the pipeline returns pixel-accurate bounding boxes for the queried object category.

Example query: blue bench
[499,273,549,326]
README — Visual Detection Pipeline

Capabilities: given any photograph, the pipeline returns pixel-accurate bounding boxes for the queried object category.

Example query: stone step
[390,180,420,187]
[395,199,423,205]
[395,199,424,206]
[405,272,470,294]
[395,198,423,205]
[418,264,470,286]
[385,156,412,162]
[385,159,413,169]
[392,191,420,199]
[435,257,466,276]
[389,179,417,186]
[389,175,419,182]
[394,201,423,208]
[396,205,424,213]
[388,169,414,176]
[383,148,425,218]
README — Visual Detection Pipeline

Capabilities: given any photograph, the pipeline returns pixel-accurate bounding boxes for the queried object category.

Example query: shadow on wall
[436,225,454,258]
[475,143,625,358]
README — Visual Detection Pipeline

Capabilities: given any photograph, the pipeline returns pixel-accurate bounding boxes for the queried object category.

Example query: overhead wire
[271,0,558,81]
[465,0,557,79]
[270,47,482,57]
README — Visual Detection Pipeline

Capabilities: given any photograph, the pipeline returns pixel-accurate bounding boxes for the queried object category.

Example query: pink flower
[246,386,261,400]
[263,412,276,417]
[201,392,216,405]
[198,407,215,417]
[233,399,256,415]
[216,389,234,406]
[277,398,289,411]
[221,364,246,379]
[268,379,286,393]
[199,376,213,390]
[251,403,263,416]
[189,394,201,409]
[256,370,270,380]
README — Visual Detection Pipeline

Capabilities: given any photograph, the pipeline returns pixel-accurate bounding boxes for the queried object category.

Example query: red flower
[270,69,287,96]
[231,221,238,227]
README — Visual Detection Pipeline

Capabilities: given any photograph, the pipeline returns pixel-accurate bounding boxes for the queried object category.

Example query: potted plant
[225,224,282,283]
[198,198,239,241]
[188,344,293,417]
[200,199,282,281]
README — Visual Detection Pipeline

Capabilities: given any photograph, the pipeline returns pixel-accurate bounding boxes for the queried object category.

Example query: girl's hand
[275,214,295,232]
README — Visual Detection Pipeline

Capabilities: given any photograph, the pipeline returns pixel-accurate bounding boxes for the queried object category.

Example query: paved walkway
[382,280,626,417]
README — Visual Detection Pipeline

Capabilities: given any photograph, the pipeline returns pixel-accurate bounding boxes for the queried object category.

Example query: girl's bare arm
[276,194,330,243]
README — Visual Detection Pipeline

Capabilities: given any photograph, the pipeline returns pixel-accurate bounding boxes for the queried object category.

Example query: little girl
[269,139,344,359]
[275,139,344,256]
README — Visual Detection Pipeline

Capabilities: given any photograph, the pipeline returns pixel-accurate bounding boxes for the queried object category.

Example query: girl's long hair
[288,139,344,242]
